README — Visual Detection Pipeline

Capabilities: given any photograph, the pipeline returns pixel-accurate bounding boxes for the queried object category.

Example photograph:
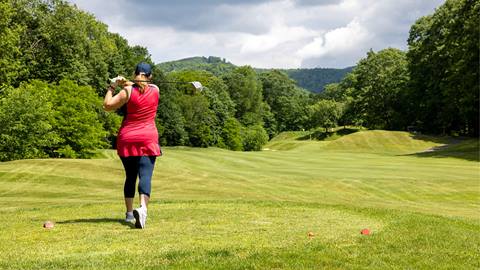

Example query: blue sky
[67,0,445,68]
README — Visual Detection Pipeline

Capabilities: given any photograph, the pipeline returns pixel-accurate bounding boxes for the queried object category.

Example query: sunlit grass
[0,131,478,269]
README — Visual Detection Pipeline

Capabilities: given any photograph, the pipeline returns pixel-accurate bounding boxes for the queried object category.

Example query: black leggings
[120,156,156,198]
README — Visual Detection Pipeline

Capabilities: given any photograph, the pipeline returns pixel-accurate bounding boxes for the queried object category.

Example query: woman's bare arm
[103,85,130,112]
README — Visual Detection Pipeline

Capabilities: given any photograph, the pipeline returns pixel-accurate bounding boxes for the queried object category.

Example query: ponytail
[134,74,151,94]
[138,81,148,94]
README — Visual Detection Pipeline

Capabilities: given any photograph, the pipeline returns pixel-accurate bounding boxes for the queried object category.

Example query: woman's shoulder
[148,84,159,91]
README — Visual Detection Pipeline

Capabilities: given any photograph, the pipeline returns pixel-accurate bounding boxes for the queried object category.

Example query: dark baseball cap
[135,62,152,76]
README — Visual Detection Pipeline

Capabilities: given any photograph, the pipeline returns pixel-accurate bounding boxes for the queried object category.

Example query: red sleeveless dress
[116,84,161,157]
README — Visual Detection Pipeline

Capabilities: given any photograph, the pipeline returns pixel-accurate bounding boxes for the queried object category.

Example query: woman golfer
[103,62,161,229]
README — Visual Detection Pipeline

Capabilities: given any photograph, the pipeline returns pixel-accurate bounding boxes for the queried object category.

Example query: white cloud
[296,18,371,59]
[68,0,445,68]
[240,25,317,54]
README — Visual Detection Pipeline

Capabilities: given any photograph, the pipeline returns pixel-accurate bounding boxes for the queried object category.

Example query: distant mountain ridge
[156,56,353,93]
[281,67,353,93]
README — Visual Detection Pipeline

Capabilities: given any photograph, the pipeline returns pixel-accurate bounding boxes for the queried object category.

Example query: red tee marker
[360,228,370,235]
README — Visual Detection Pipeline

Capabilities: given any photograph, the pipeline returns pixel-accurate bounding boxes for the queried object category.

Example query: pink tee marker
[43,221,54,229]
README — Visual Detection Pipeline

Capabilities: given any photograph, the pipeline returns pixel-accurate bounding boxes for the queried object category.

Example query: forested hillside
[157,56,236,76]
[283,67,354,93]
[157,57,353,93]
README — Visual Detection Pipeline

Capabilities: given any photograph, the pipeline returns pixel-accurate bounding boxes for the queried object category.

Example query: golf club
[150,80,203,92]
[110,76,203,92]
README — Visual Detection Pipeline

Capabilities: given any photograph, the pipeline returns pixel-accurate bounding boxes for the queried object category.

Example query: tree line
[319,0,479,137]
[0,0,477,162]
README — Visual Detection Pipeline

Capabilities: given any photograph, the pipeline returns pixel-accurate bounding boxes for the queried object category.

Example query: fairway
[0,131,479,269]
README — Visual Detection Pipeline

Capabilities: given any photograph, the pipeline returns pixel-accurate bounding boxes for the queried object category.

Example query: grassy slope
[0,131,478,269]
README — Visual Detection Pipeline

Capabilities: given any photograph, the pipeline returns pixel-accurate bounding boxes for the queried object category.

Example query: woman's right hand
[110,76,127,88]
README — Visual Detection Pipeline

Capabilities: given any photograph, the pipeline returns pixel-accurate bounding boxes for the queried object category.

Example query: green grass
[0,131,479,269]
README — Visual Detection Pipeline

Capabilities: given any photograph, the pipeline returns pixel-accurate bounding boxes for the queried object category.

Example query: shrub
[222,117,243,151]
[0,80,108,161]
[0,81,60,161]
[241,124,268,151]
[50,80,108,158]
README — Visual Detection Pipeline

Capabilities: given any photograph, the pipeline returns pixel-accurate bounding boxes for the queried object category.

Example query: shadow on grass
[56,218,135,228]
[411,134,453,144]
[403,134,479,162]
[297,128,359,141]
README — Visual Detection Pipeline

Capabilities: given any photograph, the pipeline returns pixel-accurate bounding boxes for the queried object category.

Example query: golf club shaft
[132,79,192,85]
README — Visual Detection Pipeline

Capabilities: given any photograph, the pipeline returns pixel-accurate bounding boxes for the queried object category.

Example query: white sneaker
[133,207,147,229]
[125,212,135,223]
